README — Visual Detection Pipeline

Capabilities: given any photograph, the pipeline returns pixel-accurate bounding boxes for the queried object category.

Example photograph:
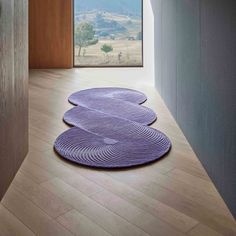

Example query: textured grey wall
[150,0,236,217]
[0,0,28,200]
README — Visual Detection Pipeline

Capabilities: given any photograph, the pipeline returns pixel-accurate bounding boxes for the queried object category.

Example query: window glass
[74,0,143,67]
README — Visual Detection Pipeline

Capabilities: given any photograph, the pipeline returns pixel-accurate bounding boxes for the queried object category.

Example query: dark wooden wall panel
[29,0,73,69]
[0,0,28,200]
[151,0,236,216]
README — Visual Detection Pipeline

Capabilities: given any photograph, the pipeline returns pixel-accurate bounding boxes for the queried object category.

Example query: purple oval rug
[63,106,163,141]
[69,87,147,105]
[64,101,157,126]
[68,88,156,125]
[54,87,171,169]
[54,127,171,168]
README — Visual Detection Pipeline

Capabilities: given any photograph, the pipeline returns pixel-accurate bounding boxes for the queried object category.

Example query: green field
[74,40,142,66]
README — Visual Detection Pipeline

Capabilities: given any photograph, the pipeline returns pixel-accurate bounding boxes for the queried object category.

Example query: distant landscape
[74,0,143,66]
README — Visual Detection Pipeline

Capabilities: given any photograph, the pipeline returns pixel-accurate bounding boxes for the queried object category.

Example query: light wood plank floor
[1,68,235,236]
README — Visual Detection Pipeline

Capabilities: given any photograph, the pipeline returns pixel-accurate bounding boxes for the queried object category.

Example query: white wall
[142,0,155,85]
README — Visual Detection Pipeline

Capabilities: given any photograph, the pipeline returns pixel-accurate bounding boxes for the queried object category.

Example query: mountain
[74,0,142,16]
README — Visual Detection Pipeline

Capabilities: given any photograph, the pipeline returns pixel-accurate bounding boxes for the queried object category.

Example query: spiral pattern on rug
[54,87,171,168]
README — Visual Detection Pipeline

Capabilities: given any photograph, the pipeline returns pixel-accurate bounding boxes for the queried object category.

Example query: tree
[101,44,113,54]
[101,44,113,62]
[75,22,98,57]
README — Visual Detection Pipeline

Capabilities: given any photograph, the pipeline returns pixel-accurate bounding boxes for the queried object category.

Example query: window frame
[73,0,144,68]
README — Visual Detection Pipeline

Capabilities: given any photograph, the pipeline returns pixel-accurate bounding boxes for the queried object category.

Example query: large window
[74,0,143,67]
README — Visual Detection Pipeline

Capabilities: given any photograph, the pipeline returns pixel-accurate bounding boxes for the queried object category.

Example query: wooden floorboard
[1,69,235,235]
[0,204,35,236]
